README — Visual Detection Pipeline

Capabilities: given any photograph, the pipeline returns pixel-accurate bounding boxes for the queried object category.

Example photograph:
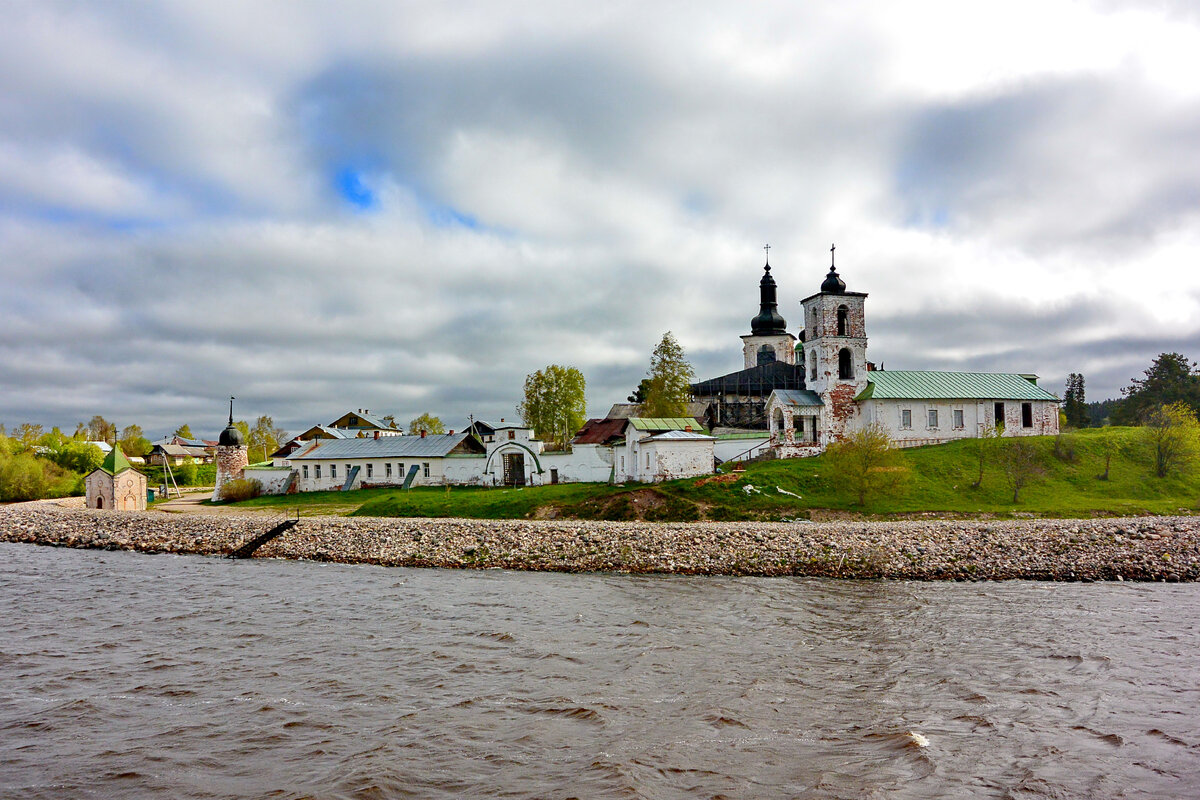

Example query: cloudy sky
[3,0,1200,438]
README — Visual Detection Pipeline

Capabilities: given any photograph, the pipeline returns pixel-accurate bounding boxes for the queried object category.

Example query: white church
[738,247,1061,456]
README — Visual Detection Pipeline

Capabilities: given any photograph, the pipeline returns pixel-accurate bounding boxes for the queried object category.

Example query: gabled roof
[572,418,627,445]
[328,411,395,430]
[605,402,710,419]
[691,360,806,397]
[96,445,136,476]
[643,429,715,442]
[287,432,485,460]
[298,424,350,440]
[627,417,707,432]
[855,371,1060,402]
[151,443,211,458]
[769,389,824,408]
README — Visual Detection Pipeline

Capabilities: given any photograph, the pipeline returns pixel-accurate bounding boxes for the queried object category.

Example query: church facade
[702,248,1060,457]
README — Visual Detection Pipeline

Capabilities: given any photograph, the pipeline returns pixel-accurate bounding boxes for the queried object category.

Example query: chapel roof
[96,445,136,476]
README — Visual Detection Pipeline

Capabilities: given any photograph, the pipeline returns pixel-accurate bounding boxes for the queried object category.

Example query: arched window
[838,348,854,379]
[772,407,785,434]
[809,351,817,381]
[837,305,849,336]
[757,344,776,366]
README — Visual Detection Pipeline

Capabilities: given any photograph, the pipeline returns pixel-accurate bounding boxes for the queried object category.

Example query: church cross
[830,243,835,268]
[228,396,235,426]
[763,243,771,266]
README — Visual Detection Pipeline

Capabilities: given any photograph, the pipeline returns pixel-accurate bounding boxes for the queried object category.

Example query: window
[315,465,322,479]
[994,402,1006,429]
[346,464,352,478]
[809,351,817,381]
[901,409,912,429]
[646,452,651,469]
[550,468,559,484]
[422,462,430,478]
[838,348,853,379]
[330,464,337,479]
[385,463,392,478]
[836,305,849,336]
[508,430,515,440]
[757,344,776,365]
[302,465,309,479]
[1022,402,1033,428]
[953,409,964,429]
[366,463,373,478]
[927,409,939,428]
[397,463,404,478]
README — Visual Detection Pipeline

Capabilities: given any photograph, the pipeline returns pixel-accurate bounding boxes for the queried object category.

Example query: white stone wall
[293,456,449,492]
[800,292,869,443]
[863,398,1060,445]
[635,440,715,483]
[244,468,295,495]
[713,436,770,463]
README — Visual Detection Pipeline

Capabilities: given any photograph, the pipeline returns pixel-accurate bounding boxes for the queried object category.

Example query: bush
[824,423,907,505]
[0,453,48,501]
[1052,434,1078,463]
[220,478,263,503]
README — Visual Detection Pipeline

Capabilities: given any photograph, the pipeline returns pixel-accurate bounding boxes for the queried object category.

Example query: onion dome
[820,265,846,294]
[750,263,788,335]
[218,396,244,447]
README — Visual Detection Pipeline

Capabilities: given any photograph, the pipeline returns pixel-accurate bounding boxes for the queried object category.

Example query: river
[2,542,1198,798]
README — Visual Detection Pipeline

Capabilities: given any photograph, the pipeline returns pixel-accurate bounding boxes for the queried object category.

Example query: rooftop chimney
[420,429,427,438]
[449,429,455,435]
[685,425,692,432]
[374,430,380,440]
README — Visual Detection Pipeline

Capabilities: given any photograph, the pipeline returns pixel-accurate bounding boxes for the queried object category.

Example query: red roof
[571,418,627,445]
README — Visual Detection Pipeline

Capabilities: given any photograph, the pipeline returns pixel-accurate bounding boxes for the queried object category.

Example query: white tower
[799,245,869,441]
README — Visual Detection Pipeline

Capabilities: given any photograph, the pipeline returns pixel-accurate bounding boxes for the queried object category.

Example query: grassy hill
[230,428,1200,521]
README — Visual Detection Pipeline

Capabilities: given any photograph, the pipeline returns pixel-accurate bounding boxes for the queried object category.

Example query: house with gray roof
[287,432,486,491]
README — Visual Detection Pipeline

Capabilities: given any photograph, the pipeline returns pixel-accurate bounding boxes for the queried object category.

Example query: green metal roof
[97,445,135,475]
[628,417,706,432]
[856,371,1060,402]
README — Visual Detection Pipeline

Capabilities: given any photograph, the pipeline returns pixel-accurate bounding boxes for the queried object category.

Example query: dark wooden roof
[691,361,806,398]
[571,418,628,445]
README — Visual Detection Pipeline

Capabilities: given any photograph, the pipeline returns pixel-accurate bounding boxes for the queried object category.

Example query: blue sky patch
[335,168,377,210]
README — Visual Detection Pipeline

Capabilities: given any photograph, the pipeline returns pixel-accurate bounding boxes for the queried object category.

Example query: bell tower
[739,245,796,369]
[799,245,869,439]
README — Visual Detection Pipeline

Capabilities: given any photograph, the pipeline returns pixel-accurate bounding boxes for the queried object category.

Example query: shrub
[824,423,906,505]
[1052,434,1077,463]
[220,478,263,503]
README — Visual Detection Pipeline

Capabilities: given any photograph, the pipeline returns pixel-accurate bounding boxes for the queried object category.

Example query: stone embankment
[3,500,1199,581]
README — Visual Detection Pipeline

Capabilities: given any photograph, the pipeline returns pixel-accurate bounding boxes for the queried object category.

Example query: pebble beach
[2,499,1198,581]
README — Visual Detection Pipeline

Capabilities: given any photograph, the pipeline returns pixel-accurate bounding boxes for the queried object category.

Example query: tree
[1112,353,1200,424]
[13,423,44,450]
[627,378,652,405]
[407,413,445,435]
[173,424,194,439]
[642,332,695,418]
[1063,373,1089,429]
[823,423,906,506]
[234,420,250,441]
[72,422,86,439]
[1143,402,1200,478]
[999,439,1046,502]
[119,425,151,457]
[87,415,116,443]
[517,364,587,450]
[970,423,1002,488]
[249,416,289,462]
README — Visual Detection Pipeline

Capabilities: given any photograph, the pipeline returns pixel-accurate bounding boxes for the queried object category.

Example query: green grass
[225,428,1200,521]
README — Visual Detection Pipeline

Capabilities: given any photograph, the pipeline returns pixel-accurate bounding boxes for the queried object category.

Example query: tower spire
[228,396,235,426]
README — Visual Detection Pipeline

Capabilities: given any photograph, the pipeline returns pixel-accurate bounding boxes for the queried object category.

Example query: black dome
[750,264,788,335]
[219,424,244,447]
[820,266,846,294]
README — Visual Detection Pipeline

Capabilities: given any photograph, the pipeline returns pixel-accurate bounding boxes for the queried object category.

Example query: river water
[2,542,1199,799]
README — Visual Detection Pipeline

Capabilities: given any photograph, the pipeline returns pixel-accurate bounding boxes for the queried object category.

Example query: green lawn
[226,428,1200,521]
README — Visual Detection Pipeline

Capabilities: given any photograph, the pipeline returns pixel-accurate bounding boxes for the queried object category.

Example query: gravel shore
[3,499,1199,581]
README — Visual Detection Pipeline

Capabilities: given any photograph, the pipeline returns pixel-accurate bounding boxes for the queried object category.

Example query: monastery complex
[84,248,1061,505]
